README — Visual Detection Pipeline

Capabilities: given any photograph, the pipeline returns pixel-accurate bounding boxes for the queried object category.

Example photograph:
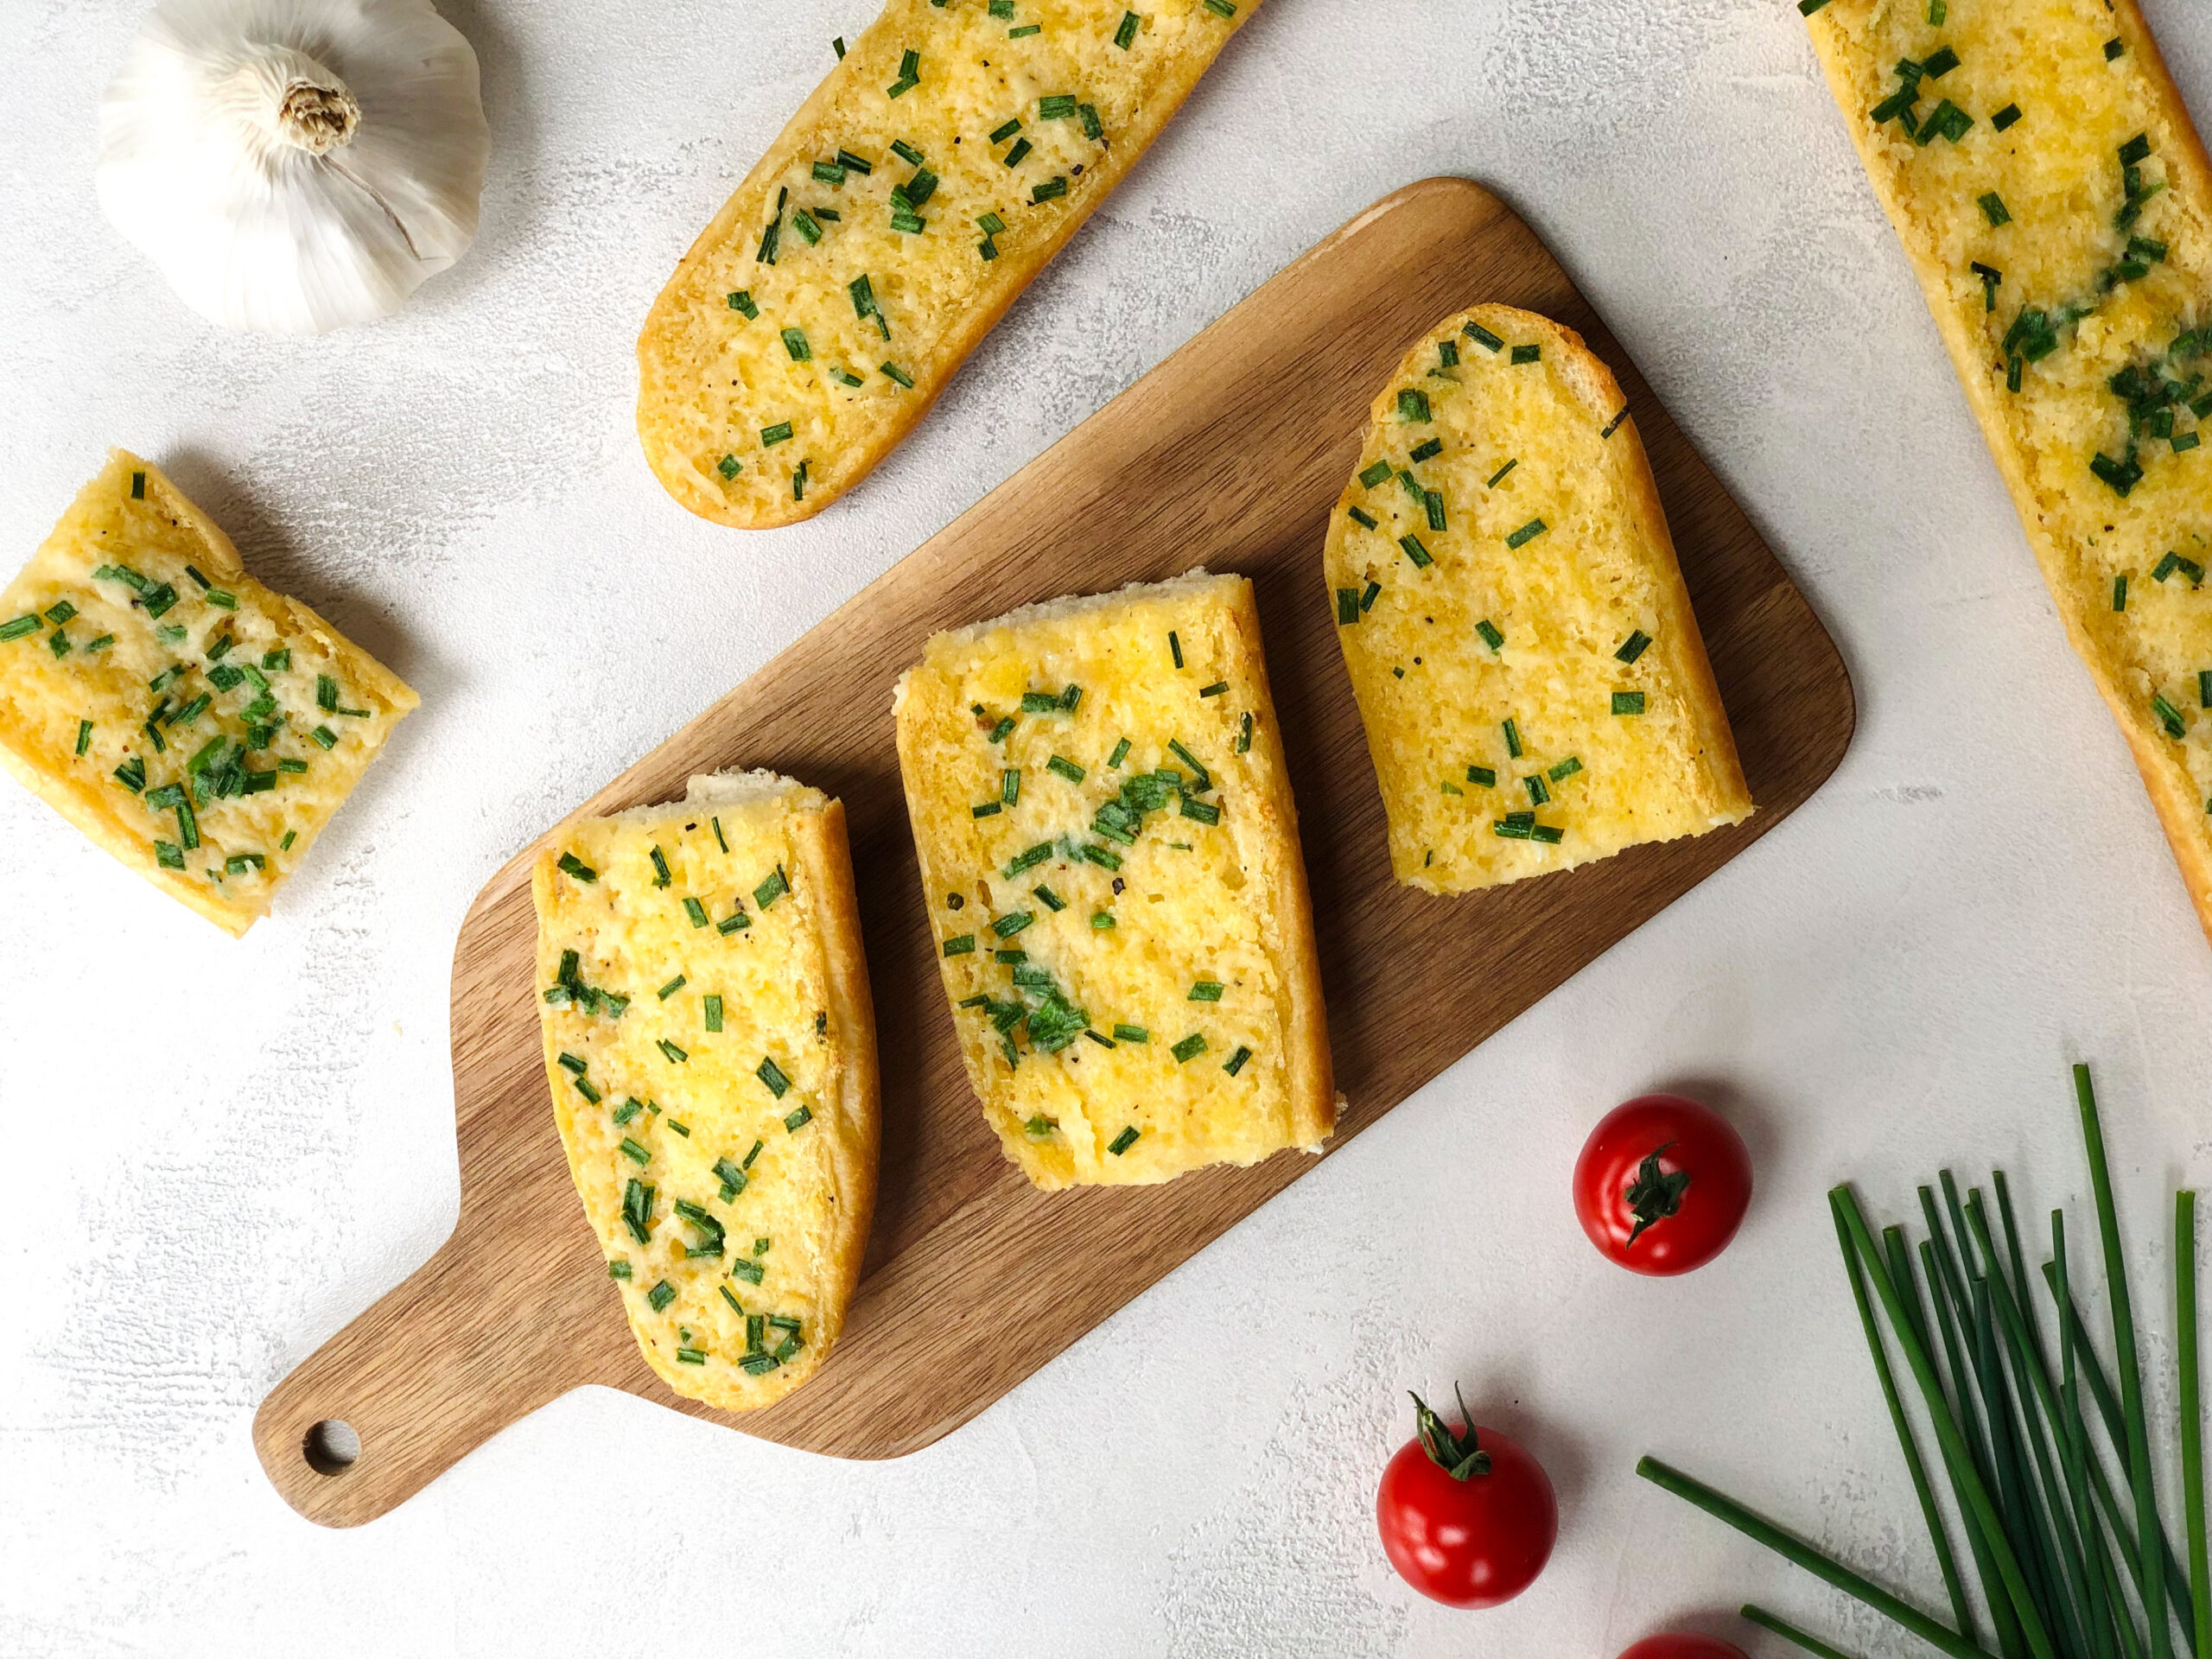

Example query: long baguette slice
[0,449,416,935]
[1325,306,1751,893]
[1801,0,2212,941]
[637,0,1256,529]
[532,771,879,1409]
[893,571,1333,1188]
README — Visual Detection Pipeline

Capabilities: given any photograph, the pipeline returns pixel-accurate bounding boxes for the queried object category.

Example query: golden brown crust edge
[635,5,1254,530]
[1802,2,2212,945]
[1219,577,1337,1149]
[784,796,881,1375]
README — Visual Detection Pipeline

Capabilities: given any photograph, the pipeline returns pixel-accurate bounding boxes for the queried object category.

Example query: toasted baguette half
[1801,0,2212,942]
[637,0,1257,528]
[893,571,1333,1188]
[532,770,879,1409]
[0,449,416,935]
[1325,306,1751,893]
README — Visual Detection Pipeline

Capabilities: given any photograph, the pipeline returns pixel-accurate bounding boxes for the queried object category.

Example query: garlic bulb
[97,0,491,334]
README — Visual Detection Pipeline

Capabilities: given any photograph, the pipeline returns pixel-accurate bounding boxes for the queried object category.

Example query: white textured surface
[4,0,2212,1651]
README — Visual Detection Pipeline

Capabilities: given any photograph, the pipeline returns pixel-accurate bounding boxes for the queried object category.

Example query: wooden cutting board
[253,177,1853,1526]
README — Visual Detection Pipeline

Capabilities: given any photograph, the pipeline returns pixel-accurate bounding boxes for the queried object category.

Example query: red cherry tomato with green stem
[1616,1637,1749,1659]
[1376,1387,1557,1608]
[1574,1094,1751,1275]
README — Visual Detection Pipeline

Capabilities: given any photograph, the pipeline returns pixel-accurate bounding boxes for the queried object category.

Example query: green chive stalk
[1636,1457,2002,1659]
[1836,1195,1976,1640]
[2079,1064,2172,1659]
[1742,1604,1873,1659]
[2180,1192,2210,1657]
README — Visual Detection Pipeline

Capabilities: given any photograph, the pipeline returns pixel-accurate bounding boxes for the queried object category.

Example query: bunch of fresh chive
[1642,1065,2212,1659]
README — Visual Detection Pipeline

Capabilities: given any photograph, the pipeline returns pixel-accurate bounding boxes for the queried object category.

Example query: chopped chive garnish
[621,1138,651,1165]
[1484,459,1518,488]
[993,910,1035,938]
[1108,738,1132,768]
[1171,1033,1206,1063]
[1349,506,1378,530]
[2116,573,2131,610]
[972,801,1002,818]
[1616,629,1652,663]
[1465,321,1504,353]
[1204,0,1236,14]
[1399,534,1433,568]
[1090,911,1116,929]
[2201,669,2212,709]
[1425,491,1446,531]
[1031,177,1067,202]
[1409,438,1443,464]
[1169,631,1184,669]
[1548,755,1583,782]
[755,1056,791,1097]
[1979,192,2012,227]
[718,911,749,935]
[1108,1125,1140,1155]
[1224,1046,1253,1077]
[1361,581,1381,612]
[649,845,672,887]
[683,897,709,928]
[658,974,687,1000]
[1993,102,2021,131]
[1600,405,1630,439]
[1357,460,1392,488]
[785,1105,813,1132]
[1612,691,1646,715]
[74,719,92,756]
[280,830,296,850]
[1198,682,1228,699]
[647,1280,676,1312]
[1524,773,1550,806]
[130,471,146,499]
[1467,765,1496,787]
[2155,693,2188,738]
[1047,754,1086,783]
[1004,842,1053,876]
[728,1257,763,1285]
[1338,588,1361,625]
[1189,978,1224,1002]
[658,1039,690,1064]
[557,852,598,882]
[610,1261,632,1281]
[1477,620,1503,652]
[1039,94,1076,118]
[761,422,794,446]
[2105,35,2124,58]
[1115,9,1139,46]
[704,995,723,1033]
[1009,22,1041,35]
[1397,389,1432,423]
[1503,719,1522,758]
[1505,518,1548,548]
[753,867,789,909]
[1033,884,1066,912]
[1113,1024,1149,1044]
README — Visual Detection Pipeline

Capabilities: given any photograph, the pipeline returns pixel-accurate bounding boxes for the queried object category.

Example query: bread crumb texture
[533,777,868,1409]
[636,0,1255,527]
[0,449,415,936]
[1325,306,1752,894]
[1805,0,2212,924]
[895,572,1329,1189]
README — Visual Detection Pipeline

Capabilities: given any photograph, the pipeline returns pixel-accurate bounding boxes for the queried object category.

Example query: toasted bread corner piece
[1325,305,1751,893]
[0,448,416,935]
[533,768,879,1408]
[895,569,1333,1188]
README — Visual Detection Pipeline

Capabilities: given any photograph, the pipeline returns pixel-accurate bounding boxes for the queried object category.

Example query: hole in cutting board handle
[302,1418,361,1476]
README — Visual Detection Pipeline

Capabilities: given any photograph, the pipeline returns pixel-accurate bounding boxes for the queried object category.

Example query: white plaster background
[3,0,2211,1652]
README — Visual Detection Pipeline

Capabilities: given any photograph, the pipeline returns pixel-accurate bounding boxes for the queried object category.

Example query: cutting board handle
[251,1222,589,1527]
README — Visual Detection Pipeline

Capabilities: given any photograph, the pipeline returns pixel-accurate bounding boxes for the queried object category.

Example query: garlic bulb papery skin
[97,0,491,334]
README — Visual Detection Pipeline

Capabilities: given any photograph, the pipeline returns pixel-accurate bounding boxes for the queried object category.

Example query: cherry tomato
[1615,1637,1750,1659]
[1376,1388,1556,1608]
[1574,1093,1751,1275]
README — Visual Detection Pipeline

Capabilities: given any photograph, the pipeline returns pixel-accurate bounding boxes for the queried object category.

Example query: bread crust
[782,796,880,1375]
[0,450,416,936]
[1801,0,2212,942]
[636,0,1257,530]
[1216,578,1338,1149]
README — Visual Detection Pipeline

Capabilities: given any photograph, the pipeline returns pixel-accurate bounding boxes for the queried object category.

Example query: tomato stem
[1624,1142,1692,1247]
[1411,1386,1491,1480]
